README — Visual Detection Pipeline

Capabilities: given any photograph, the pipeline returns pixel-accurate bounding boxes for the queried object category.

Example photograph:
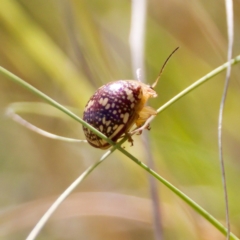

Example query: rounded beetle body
[83,80,157,149]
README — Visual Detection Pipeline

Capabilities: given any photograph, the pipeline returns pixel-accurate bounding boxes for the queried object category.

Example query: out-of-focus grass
[0,0,240,239]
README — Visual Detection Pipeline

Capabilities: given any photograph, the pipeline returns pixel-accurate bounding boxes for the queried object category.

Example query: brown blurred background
[0,0,240,239]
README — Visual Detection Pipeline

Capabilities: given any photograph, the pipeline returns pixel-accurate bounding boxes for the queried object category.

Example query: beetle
[82,47,179,149]
[82,80,157,149]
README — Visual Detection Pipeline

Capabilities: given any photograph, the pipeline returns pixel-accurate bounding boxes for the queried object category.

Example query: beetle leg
[124,132,134,146]
[134,106,156,134]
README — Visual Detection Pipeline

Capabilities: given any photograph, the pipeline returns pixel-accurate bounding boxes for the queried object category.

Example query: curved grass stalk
[6,103,86,142]
[0,59,240,239]
[0,66,116,147]
[220,1,234,239]
[7,102,80,119]
[6,108,85,142]
[26,142,120,240]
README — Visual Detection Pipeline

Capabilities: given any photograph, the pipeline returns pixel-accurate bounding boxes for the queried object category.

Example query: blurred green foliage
[0,0,240,239]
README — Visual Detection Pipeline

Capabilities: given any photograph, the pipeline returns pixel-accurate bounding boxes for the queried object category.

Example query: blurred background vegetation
[0,0,240,239]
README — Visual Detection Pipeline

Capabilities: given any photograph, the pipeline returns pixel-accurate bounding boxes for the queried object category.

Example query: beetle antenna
[151,47,179,88]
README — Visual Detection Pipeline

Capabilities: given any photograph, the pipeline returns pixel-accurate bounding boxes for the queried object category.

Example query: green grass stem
[1,56,240,239]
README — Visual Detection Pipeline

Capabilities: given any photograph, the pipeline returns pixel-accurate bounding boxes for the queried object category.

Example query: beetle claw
[128,136,134,146]
[136,124,151,135]
[125,133,134,146]
[136,130,142,135]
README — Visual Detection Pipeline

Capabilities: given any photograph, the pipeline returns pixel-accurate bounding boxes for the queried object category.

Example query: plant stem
[1,56,240,239]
